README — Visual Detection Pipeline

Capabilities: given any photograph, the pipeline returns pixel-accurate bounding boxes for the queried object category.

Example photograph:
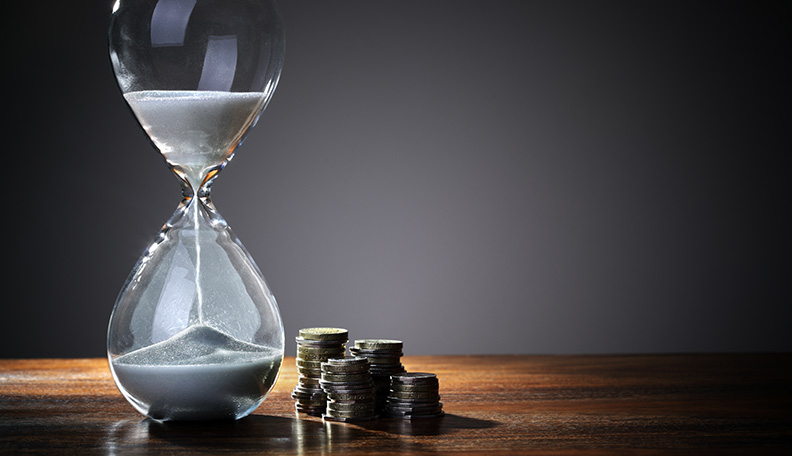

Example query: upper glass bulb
[109,0,284,191]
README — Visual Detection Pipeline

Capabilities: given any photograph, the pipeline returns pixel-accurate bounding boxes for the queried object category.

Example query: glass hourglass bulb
[106,0,285,421]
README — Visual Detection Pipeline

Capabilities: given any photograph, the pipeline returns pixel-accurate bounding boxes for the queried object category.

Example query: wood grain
[1,354,790,455]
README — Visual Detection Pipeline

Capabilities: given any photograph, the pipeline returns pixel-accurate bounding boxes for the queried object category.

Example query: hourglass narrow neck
[175,166,221,203]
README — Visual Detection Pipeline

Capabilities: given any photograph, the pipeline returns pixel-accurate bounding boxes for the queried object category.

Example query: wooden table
[1,354,790,454]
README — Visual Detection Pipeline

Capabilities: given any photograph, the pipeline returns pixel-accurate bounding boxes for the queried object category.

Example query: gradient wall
[5,1,789,357]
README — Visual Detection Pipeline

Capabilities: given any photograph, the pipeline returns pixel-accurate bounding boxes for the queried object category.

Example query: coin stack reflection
[350,339,406,413]
[292,328,347,416]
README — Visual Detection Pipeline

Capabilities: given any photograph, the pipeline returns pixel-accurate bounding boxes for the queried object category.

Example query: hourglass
[106,0,285,421]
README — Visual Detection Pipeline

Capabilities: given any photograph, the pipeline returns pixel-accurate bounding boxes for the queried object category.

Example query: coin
[327,402,377,412]
[392,380,438,390]
[388,382,438,392]
[296,408,326,417]
[373,369,405,378]
[349,347,403,356]
[297,350,346,361]
[326,356,368,365]
[319,379,375,390]
[321,371,372,382]
[295,337,347,347]
[298,373,322,383]
[389,390,441,400]
[354,339,403,350]
[296,358,324,368]
[365,356,402,365]
[391,372,437,383]
[292,389,326,400]
[298,344,347,353]
[387,396,440,405]
[323,408,376,418]
[299,328,349,341]
[327,391,377,401]
[320,363,370,374]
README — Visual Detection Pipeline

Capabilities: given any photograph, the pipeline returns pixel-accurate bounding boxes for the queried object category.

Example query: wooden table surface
[1,354,790,455]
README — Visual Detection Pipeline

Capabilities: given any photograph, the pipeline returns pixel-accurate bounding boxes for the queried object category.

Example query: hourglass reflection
[106,0,285,421]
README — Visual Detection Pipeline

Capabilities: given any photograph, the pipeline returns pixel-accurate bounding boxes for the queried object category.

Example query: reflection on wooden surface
[1,355,790,454]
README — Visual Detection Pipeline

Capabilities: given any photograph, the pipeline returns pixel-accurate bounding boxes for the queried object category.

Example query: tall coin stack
[320,357,378,422]
[350,339,406,413]
[292,327,348,416]
[386,372,444,419]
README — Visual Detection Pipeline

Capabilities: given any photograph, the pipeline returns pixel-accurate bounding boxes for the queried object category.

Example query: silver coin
[320,381,376,392]
[326,356,369,365]
[298,344,347,353]
[327,402,377,412]
[293,383,325,392]
[326,391,378,401]
[365,357,402,365]
[296,410,326,417]
[321,362,370,374]
[389,382,437,392]
[391,372,437,382]
[391,377,438,385]
[389,390,440,400]
[321,387,376,396]
[296,350,346,361]
[291,390,326,400]
[387,400,441,409]
[296,358,325,368]
[297,369,324,378]
[387,402,443,413]
[298,375,322,385]
[323,408,377,418]
[372,370,407,378]
[321,372,371,382]
[295,336,347,347]
[350,347,403,356]
[294,392,327,400]
[321,383,375,391]
[391,380,438,389]
[299,327,349,341]
[295,404,325,410]
[354,339,403,350]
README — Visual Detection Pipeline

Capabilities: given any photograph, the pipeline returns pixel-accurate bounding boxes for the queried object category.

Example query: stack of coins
[320,357,378,422]
[292,328,348,416]
[386,372,444,419]
[350,339,406,413]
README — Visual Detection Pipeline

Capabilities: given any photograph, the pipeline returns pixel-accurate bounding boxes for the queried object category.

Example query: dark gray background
[5,1,789,358]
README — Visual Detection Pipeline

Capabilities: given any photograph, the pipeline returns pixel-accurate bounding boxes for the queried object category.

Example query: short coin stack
[386,372,444,419]
[320,357,378,422]
[292,328,348,416]
[350,339,406,413]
